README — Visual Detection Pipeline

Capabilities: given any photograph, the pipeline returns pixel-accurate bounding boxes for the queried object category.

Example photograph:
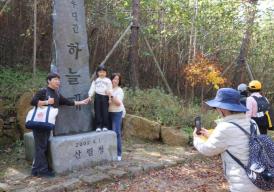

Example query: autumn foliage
[183,53,227,89]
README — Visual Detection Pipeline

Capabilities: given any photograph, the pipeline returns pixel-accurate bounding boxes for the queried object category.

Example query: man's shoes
[38,171,55,178]
[102,127,108,131]
[96,128,102,132]
[31,172,38,177]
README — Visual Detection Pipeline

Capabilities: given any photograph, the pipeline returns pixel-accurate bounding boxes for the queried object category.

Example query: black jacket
[31,87,74,108]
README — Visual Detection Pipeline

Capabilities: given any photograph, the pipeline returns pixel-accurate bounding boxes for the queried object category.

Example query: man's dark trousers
[31,129,51,175]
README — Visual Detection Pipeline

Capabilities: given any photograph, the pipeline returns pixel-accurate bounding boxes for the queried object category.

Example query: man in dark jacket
[31,73,89,177]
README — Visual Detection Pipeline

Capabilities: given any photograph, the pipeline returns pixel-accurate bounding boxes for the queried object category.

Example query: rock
[8,117,16,123]
[16,92,33,135]
[161,126,189,146]
[126,166,143,176]
[142,162,164,172]
[41,184,64,192]
[123,114,161,141]
[4,168,29,182]
[107,169,127,178]
[80,172,111,185]
[94,165,114,172]
[0,135,12,146]
[3,128,20,140]
[62,178,81,191]
[0,182,10,192]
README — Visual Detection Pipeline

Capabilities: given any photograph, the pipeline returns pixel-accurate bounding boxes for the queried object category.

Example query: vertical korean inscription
[52,0,92,135]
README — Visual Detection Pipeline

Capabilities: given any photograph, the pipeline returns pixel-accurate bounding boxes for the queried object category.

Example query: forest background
[0,0,273,143]
[1,0,273,97]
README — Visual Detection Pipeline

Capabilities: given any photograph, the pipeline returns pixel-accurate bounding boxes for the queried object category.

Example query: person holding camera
[193,88,262,192]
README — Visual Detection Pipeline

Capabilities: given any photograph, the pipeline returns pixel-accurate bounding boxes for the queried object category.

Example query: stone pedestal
[50,131,117,173]
[24,131,117,174]
[24,132,36,162]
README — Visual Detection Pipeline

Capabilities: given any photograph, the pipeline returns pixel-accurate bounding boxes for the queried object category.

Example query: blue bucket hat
[206,88,248,112]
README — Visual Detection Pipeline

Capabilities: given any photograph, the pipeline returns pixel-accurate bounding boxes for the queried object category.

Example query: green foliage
[86,0,274,98]
[0,68,47,108]
[124,88,218,133]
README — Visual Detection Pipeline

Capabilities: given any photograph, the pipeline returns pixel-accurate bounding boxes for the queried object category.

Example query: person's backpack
[239,95,247,106]
[252,96,273,130]
[267,106,274,131]
[226,122,274,191]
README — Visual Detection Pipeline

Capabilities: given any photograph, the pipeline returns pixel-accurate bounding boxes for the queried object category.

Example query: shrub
[0,68,47,109]
[124,88,218,133]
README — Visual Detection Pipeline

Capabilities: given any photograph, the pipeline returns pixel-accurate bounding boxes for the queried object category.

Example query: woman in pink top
[246,80,270,134]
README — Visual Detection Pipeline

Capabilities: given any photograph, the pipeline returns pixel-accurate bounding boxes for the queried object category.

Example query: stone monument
[52,0,91,136]
[24,0,117,174]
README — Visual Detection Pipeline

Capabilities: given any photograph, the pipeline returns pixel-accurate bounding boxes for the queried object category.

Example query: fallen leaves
[93,156,228,192]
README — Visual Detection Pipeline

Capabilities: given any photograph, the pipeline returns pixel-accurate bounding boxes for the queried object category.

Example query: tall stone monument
[24,0,117,174]
[52,0,92,136]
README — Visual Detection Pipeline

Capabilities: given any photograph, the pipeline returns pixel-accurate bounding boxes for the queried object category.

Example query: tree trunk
[128,0,140,89]
[192,0,198,59]
[232,0,258,85]
[186,0,198,100]
[187,0,198,64]
[33,0,37,77]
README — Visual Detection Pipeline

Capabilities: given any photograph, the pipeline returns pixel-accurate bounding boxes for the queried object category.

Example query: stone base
[24,132,36,162]
[24,131,117,174]
[50,131,117,173]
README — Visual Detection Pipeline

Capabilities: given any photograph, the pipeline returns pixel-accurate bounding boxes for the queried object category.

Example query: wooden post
[143,36,173,95]
[128,0,140,89]
[90,22,132,81]
[33,0,37,77]
[0,0,11,16]
[245,62,255,80]
[232,0,258,85]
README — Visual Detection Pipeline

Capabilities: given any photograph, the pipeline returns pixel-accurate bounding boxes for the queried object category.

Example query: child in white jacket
[88,66,112,132]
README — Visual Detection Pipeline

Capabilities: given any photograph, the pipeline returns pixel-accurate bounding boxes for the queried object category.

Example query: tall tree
[128,0,140,88]
[188,0,198,64]
[232,0,258,84]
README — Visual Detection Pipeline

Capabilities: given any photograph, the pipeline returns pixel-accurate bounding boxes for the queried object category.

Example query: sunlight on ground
[4,167,29,183]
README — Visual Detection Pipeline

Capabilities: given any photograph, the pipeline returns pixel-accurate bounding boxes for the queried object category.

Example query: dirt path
[79,155,227,192]
[0,139,228,192]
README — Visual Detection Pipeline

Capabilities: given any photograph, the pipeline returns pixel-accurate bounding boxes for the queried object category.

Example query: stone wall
[0,99,21,146]
[16,92,33,135]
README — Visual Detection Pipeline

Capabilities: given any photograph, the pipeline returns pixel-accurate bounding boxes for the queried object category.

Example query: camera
[194,116,202,135]
[262,171,274,181]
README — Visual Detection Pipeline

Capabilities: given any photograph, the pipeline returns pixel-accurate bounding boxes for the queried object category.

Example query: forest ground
[0,138,228,192]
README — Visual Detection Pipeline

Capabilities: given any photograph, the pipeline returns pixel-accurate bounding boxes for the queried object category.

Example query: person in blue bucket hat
[193,88,261,192]
[206,88,248,112]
